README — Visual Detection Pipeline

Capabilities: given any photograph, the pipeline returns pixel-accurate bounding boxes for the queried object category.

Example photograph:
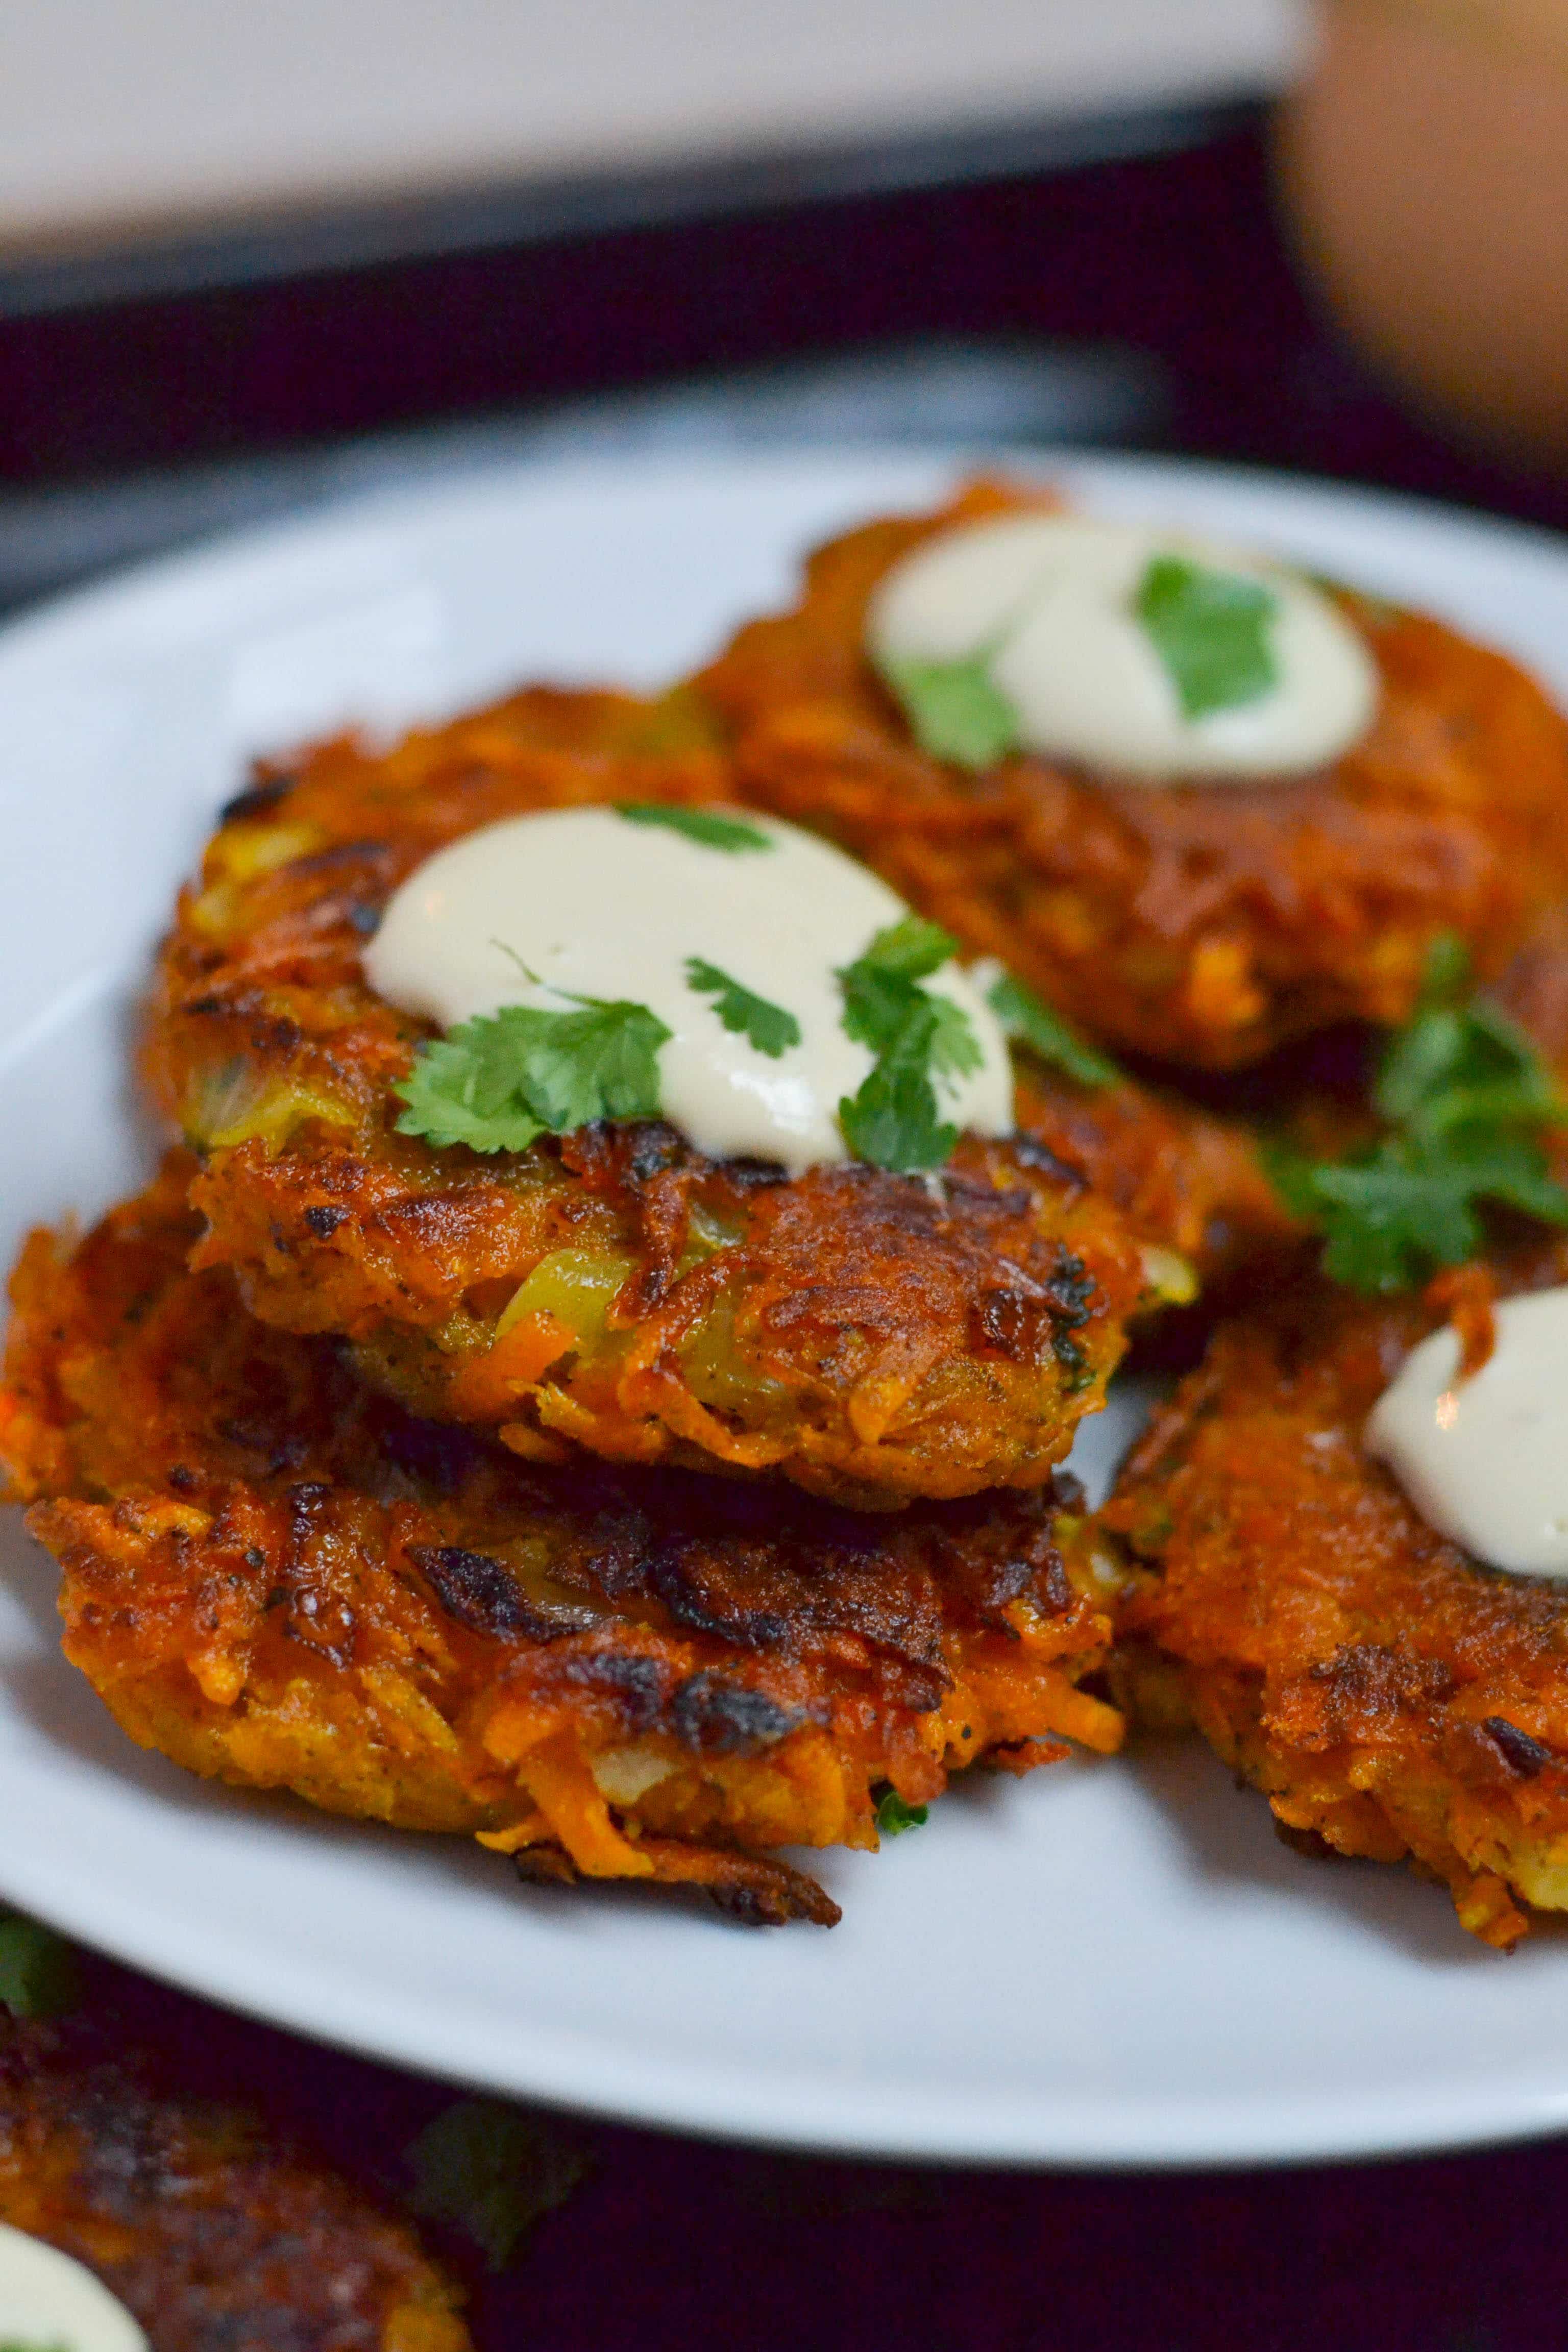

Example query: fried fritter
[1105,1246,1568,1947]
[147,708,1150,1508]
[0,2014,470,2352]
[1011,1062,1296,1288]
[1490,896,1568,1078]
[2,1163,1127,1923]
[700,479,1568,1069]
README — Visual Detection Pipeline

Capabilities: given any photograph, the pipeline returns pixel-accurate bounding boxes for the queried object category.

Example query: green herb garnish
[0,1905,77,2019]
[395,993,671,1155]
[986,969,1121,1090]
[685,957,802,1059]
[1135,555,1278,721]
[405,2097,590,2271]
[878,651,1021,770]
[616,803,772,853]
[875,1788,929,1836]
[1269,937,1568,1292]
[837,917,983,1173]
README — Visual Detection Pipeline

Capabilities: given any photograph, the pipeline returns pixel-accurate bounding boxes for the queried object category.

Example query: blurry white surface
[6,450,1568,2164]
[0,1,1306,256]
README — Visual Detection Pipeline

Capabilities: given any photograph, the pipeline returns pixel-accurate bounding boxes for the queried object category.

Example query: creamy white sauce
[364,806,1013,1172]
[866,513,1379,780]
[0,2222,147,2351]
[1365,1286,1568,1578]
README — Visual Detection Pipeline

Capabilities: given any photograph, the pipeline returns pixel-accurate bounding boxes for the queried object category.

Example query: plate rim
[8,442,1568,2169]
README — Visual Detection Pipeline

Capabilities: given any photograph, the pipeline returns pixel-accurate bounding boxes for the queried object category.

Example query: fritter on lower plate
[699,478,1568,1069]
[1105,1246,1568,1947]
[143,698,1184,1508]
[1,1163,1128,1925]
[0,2013,470,2352]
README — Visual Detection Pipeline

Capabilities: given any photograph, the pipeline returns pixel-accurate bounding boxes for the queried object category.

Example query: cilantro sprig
[1269,937,1568,1292]
[985,968,1121,1090]
[877,651,1021,771]
[837,916,982,1173]
[1135,555,1279,721]
[395,992,671,1154]
[617,803,771,853]
[875,1787,929,1836]
[685,957,801,1058]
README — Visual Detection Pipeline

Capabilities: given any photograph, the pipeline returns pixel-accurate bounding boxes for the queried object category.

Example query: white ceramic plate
[7,451,1568,2170]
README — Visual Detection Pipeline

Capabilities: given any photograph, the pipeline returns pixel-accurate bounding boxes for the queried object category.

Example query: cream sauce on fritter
[1366,1285,1568,1578]
[0,2222,148,2350]
[364,804,1012,1172]
[867,513,1379,779]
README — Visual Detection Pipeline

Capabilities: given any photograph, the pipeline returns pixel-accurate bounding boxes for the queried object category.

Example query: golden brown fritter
[1489,896,1568,1078]
[2,1164,1128,1923]
[146,712,1150,1508]
[1011,1062,1296,1288]
[0,2014,470,2352]
[1105,1245,1568,1947]
[700,478,1568,1069]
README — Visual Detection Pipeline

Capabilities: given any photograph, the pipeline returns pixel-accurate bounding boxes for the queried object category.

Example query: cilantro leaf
[1270,1146,1484,1293]
[0,1906,78,2019]
[986,969,1122,1089]
[685,957,802,1058]
[1135,555,1278,721]
[874,1787,929,1836]
[405,2097,590,2271]
[395,995,671,1155]
[852,915,959,986]
[836,918,980,1174]
[878,652,1021,770]
[616,803,771,852]
[838,917,958,1053]
[839,1020,961,1174]
[1268,933,1568,1292]
[928,991,985,1083]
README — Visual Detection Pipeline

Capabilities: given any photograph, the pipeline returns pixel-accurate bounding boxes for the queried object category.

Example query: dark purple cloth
[77,1945,1557,2352]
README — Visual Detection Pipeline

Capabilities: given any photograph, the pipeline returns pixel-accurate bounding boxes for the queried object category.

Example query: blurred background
[4,0,1567,619]
[7,4,1568,2346]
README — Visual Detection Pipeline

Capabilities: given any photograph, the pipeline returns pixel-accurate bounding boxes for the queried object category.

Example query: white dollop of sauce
[866,513,1380,780]
[364,806,1013,1173]
[1365,1286,1568,1578]
[0,2222,148,2351]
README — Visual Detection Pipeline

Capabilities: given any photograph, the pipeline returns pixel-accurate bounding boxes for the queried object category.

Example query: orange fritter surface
[700,479,1568,1069]
[1011,1061,1296,1287]
[0,2015,469,2352]
[146,697,1153,1507]
[1,1162,1128,1924]
[1105,1250,1568,1948]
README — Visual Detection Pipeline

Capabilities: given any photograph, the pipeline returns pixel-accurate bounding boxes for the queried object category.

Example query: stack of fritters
[3,689,1164,1925]
[701,478,1568,1945]
[15,481,1568,1944]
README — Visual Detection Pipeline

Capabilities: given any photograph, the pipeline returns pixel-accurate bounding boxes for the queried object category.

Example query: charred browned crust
[0,2013,470,2351]
[2,1162,1127,1919]
[145,696,1147,1506]
[1105,1242,1568,1947]
[699,478,1568,1070]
